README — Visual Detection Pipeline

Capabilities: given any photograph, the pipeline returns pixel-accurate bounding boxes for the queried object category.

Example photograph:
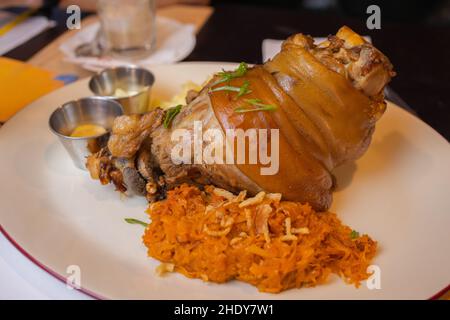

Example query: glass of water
[97,0,156,60]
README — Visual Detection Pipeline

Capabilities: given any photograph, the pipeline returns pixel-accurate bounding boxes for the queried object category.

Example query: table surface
[6,3,450,141]
[27,5,212,78]
[1,3,449,300]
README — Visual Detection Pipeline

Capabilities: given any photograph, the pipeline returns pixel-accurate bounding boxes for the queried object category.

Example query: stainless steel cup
[88,66,155,114]
[49,97,123,170]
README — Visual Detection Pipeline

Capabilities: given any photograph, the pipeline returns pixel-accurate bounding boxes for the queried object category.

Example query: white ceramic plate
[0,62,449,299]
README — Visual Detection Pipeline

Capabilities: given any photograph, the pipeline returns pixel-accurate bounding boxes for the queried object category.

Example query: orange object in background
[0,57,63,122]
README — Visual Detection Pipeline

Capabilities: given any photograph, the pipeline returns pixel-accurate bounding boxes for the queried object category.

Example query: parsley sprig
[234,99,278,113]
[163,104,182,129]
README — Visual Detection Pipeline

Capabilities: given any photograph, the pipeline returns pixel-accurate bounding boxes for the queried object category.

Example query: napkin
[262,36,371,62]
[60,16,196,71]
[0,57,63,122]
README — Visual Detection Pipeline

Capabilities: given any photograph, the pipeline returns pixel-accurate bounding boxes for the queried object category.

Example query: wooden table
[27,5,213,79]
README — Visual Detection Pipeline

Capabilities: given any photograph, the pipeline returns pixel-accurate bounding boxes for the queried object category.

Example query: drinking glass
[97,0,156,59]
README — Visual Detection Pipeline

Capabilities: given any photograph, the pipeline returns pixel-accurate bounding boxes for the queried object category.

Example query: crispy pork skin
[86,26,394,211]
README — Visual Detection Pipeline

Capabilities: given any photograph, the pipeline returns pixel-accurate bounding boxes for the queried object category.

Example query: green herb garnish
[237,80,251,97]
[124,218,148,227]
[350,230,360,239]
[234,98,278,113]
[210,80,252,97]
[210,85,241,93]
[212,62,248,86]
[163,104,182,129]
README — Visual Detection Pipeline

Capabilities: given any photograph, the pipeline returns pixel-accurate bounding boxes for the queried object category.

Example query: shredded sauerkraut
[143,184,377,293]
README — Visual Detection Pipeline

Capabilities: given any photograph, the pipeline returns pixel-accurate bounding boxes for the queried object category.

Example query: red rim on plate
[0,224,104,300]
[1,224,448,300]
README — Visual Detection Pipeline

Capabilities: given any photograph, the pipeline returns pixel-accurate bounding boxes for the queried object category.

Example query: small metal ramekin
[88,66,155,114]
[49,97,123,170]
